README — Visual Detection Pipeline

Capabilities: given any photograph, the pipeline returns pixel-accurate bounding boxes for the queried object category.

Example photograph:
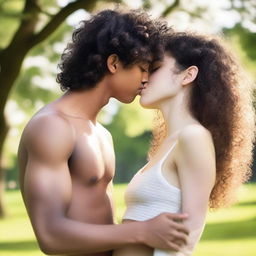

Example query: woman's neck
[159,87,199,136]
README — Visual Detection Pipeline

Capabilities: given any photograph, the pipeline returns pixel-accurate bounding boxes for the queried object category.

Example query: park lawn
[0,184,256,256]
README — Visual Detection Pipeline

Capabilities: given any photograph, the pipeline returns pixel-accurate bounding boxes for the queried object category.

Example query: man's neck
[56,82,111,123]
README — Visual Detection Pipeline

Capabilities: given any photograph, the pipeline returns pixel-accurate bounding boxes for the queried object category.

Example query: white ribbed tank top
[123,141,181,221]
[123,141,182,256]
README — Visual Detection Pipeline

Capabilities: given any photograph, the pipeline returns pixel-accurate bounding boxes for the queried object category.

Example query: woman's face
[139,55,184,108]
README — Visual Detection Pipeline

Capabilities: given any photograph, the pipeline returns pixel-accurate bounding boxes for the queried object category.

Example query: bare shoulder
[176,124,216,189]
[177,124,215,163]
[178,124,214,149]
[22,113,75,160]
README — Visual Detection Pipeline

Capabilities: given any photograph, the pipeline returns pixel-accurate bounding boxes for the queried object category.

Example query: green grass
[1,184,256,256]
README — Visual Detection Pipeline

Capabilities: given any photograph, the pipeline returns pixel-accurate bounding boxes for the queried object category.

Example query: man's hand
[141,212,189,251]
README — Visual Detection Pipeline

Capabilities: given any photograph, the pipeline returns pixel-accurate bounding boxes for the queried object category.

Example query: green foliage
[13,67,57,112]
[0,0,24,48]
[11,11,72,111]
[1,0,73,110]
[224,24,256,63]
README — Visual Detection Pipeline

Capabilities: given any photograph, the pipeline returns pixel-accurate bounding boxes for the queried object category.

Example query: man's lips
[138,82,148,95]
[138,86,147,95]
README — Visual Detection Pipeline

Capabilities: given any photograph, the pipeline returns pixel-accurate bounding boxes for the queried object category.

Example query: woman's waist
[112,237,152,256]
[113,219,152,256]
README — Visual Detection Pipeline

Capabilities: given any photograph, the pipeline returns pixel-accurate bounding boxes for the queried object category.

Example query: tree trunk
[0,46,30,217]
[0,112,9,218]
[0,170,5,218]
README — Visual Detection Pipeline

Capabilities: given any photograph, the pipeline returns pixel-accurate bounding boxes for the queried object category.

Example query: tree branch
[142,0,152,10]
[5,0,40,50]
[161,0,180,17]
[30,0,98,47]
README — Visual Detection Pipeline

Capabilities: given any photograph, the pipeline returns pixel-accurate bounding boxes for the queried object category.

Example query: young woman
[113,32,255,256]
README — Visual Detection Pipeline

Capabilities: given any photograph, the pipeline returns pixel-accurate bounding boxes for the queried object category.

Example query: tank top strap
[158,139,178,167]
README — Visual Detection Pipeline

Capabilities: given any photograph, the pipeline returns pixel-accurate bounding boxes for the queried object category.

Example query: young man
[18,9,189,256]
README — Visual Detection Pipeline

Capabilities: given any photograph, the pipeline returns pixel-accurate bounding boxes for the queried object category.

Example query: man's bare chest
[68,130,115,185]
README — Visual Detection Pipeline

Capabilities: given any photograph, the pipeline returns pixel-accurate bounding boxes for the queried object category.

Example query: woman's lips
[138,87,147,95]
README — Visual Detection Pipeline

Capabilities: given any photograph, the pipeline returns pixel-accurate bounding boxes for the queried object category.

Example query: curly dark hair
[149,32,255,209]
[56,9,170,91]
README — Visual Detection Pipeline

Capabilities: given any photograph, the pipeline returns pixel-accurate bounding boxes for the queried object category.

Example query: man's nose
[142,73,148,84]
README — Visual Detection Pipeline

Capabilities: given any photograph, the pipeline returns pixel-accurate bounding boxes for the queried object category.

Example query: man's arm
[175,125,216,255]
[20,115,189,255]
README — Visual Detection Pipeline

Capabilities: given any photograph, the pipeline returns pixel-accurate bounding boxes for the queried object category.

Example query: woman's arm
[175,124,216,255]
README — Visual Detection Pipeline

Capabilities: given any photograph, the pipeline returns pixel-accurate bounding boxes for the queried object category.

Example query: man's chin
[119,95,138,104]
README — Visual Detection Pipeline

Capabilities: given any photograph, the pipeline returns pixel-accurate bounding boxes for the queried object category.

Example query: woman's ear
[182,66,198,86]
[107,54,119,73]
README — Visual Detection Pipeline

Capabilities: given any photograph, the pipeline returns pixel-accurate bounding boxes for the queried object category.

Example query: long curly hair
[149,32,255,209]
[56,9,170,91]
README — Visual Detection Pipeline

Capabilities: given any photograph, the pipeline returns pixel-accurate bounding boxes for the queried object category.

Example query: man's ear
[182,66,198,86]
[107,54,120,74]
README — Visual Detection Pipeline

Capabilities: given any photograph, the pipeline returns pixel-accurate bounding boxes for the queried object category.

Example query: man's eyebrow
[139,62,150,69]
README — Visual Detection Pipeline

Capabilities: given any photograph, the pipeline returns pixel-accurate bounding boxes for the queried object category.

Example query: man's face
[109,62,149,103]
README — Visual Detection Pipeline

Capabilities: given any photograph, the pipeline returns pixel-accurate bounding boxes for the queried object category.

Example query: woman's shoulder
[177,123,215,156]
[175,124,216,189]
[179,123,212,143]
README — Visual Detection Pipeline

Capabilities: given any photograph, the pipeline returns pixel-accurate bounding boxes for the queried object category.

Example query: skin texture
[113,55,216,256]
[18,56,189,256]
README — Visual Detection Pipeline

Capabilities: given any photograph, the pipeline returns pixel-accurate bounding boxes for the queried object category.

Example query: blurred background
[0,0,255,255]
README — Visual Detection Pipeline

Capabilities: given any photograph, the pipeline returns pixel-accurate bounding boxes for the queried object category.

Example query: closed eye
[149,60,162,74]
[149,67,160,74]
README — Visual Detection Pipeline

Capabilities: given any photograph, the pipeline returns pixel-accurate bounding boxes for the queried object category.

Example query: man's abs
[62,180,114,256]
